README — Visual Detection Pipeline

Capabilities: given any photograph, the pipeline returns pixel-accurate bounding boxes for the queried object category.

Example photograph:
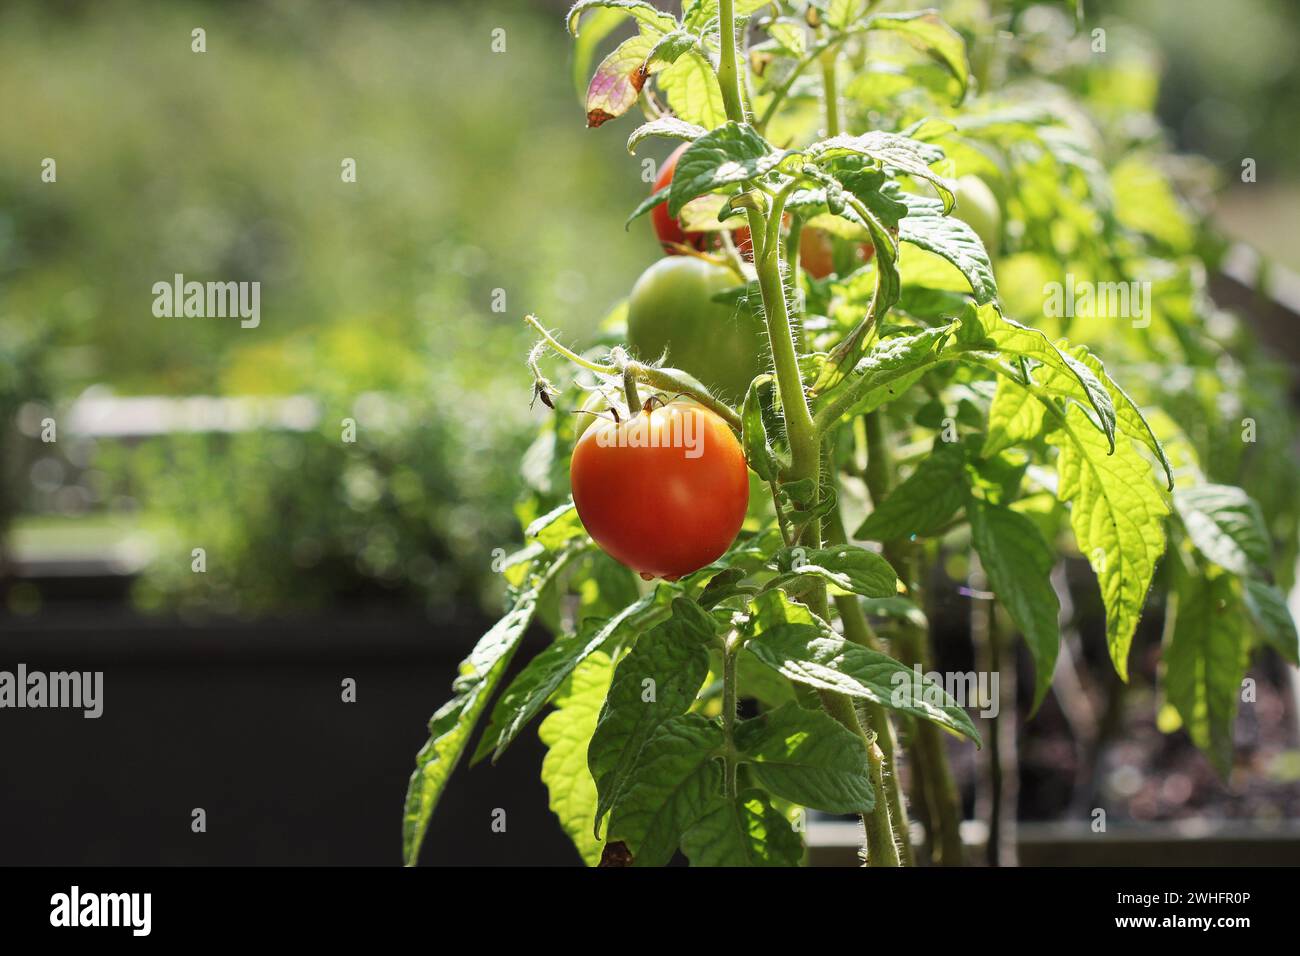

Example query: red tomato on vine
[570,401,749,580]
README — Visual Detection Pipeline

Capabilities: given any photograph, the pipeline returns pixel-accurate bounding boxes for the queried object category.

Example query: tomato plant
[404,0,1299,868]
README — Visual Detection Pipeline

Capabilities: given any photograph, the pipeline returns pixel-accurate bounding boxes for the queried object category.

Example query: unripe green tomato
[954,175,1001,255]
[625,257,769,403]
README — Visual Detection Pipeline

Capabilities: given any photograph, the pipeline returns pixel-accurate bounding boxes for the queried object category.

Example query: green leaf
[668,122,787,217]
[473,584,675,763]
[855,440,966,542]
[863,11,969,101]
[811,190,903,390]
[586,33,655,128]
[765,18,807,56]
[539,652,614,866]
[1242,578,1299,665]
[735,702,874,813]
[1173,484,1271,578]
[825,0,871,31]
[814,325,952,425]
[658,50,728,130]
[1063,346,1174,489]
[567,0,677,37]
[681,789,803,866]
[402,556,568,865]
[737,647,798,705]
[625,184,670,228]
[1047,404,1169,680]
[983,375,1044,457]
[683,0,775,33]
[742,375,779,481]
[767,544,899,597]
[898,195,995,304]
[645,29,699,73]
[606,713,724,866]
[496,542,546,589]
[807,131,953,212]
[860,595,929,627]
[746,590,981,743]
[589,598,715,832]
[968,497,1060,711]
[956,303,1116,452]
[1164,568,1246,776]
[526,500,587,550]
[1112,155,1196,251]
[627,116,707,154]
[697,567,751,609]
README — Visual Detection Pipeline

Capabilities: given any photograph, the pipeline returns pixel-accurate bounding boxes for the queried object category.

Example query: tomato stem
[785,215,804,296]
[613,349,642,412]
[824,471,914,864]
[863,733,901,866]
[819,48,841,138]
[722,630,739,800]
[768,481,795,547]
[524,314,615,374]
[524,313,743,430]
[717,0,895,865]
[716,0,747,127]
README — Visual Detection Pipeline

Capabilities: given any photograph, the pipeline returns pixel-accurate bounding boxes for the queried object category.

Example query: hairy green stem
[820,51,840,137]
[524,314,742,430]
[716,0,747,125]
[863,736,901,866]
[722,632,739,799]
[754,199,819,489]
[826,502,914,866]
[786,215,804,297]
[715,0,894,867]
[615,349,641,412]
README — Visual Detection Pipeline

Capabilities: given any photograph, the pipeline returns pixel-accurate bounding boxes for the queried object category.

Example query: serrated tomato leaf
[588,598,716,834]
[1048,405,1168,680]
[735,702,875,813]
[746,590,981,743]
[968,497,1060,711]
[606,713,724,866]
[402,555,569,865]
[856,440,966,542]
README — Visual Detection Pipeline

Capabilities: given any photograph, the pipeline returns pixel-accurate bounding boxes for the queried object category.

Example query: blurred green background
[1,0,661,617]
[2,0,1298,620]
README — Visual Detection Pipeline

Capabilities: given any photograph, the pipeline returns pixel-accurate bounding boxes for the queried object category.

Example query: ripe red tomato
[650,143,751,256]
[651,144,706,254]
[570,401,749,580]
